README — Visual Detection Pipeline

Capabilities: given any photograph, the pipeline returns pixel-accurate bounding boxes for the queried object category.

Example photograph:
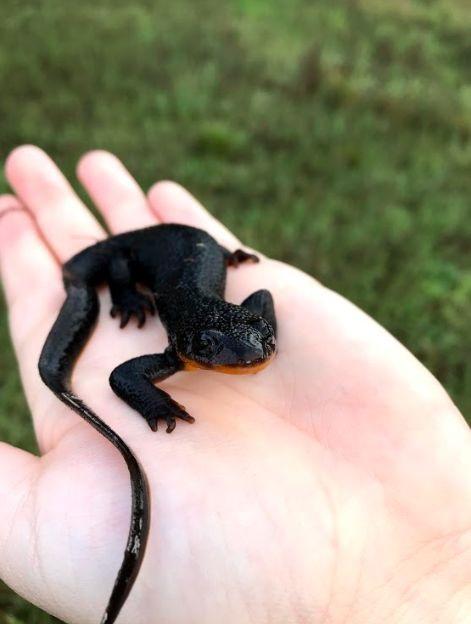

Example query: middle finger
[77,150,157,233]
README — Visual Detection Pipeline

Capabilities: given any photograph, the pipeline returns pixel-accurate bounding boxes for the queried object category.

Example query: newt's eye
[194,332,218,358]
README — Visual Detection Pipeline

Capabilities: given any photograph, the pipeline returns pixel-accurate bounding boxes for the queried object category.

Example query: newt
[38,223,277,624]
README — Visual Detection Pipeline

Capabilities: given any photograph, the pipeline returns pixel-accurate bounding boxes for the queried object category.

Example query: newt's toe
[166,419,176,434]
[147,417,158,432]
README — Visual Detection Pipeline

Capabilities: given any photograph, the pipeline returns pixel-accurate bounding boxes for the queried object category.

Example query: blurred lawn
[0,0,470,621]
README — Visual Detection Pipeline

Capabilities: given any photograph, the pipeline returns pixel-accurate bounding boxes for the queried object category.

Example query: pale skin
[0,146,470,624]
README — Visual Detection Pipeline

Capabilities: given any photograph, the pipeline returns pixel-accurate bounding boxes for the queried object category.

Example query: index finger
[5,145,106,261]
[0,195,76,451]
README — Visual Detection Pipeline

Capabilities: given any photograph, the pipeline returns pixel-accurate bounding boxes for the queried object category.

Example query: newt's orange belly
[180,353,274,374]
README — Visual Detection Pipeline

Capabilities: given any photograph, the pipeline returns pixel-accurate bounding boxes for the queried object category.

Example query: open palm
[0,146,470,624]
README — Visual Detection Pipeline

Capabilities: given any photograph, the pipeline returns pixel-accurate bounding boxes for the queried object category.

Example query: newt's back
[123,224,227,296]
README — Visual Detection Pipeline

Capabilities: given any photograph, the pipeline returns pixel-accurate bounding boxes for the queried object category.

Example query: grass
[0,0,470,620]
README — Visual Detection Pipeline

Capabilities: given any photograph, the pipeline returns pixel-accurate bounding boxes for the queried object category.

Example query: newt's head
[175,304,276,374]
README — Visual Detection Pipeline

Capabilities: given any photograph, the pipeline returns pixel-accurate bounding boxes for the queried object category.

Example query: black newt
[38,223,277,624]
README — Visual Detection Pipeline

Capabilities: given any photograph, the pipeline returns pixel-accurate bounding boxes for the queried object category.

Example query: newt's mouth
[180,351,275,375]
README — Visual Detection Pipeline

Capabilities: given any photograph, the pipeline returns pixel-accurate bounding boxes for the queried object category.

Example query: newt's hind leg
[242,289,277,337]
[110,350,194,433]
[108,254,155,328]
[225,248,259,267]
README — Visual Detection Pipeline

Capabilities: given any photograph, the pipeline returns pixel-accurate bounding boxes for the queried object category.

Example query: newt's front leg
[109,350,195,433]
[242,289,277,337]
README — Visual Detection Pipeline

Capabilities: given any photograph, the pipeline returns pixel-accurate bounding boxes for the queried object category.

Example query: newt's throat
[180,353,274,374]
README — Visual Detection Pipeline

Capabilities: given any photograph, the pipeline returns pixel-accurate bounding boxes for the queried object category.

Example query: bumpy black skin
[38,224,277,624]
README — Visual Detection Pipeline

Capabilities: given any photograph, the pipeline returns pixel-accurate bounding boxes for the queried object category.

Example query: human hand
[0,146,470,624]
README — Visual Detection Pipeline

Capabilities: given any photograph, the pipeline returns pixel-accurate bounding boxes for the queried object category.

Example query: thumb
[0,442,39,599]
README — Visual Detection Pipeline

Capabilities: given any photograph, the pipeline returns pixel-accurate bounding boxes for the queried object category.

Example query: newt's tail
[38,279,149,624]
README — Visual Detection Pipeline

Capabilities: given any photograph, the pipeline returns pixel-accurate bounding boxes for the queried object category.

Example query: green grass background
[0,0,470,620]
